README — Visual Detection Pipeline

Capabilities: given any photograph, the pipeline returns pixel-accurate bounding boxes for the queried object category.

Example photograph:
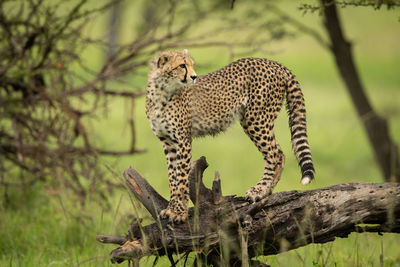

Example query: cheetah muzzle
[145,49,315,223]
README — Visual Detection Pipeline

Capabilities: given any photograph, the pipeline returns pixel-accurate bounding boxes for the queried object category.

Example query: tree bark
[320,0,400,182]
[97,157,400,266]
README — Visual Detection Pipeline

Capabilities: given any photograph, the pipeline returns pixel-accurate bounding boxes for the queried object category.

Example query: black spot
[301,163,315,177]
[299,156,312,166]
[293,133,307,140]
[292,127,305,135]
[299,151,311,158]
[296,145,309,152]
[295,139,307,146]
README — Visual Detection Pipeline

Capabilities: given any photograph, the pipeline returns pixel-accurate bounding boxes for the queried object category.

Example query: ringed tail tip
[300,176,312,185]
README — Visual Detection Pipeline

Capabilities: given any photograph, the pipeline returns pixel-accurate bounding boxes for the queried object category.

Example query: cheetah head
[150,49,197,92]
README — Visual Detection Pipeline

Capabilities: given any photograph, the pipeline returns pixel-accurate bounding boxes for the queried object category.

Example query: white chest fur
[146,75,184,138]
[147,91,175,138]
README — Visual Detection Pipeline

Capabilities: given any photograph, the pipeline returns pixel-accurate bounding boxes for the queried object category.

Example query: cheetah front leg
[160,138,192,223]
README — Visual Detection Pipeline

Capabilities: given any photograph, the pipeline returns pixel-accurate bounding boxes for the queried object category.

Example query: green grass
[1,1,400,266]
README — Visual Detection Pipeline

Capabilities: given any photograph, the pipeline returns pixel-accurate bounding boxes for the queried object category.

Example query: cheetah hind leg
[245,148,285,202]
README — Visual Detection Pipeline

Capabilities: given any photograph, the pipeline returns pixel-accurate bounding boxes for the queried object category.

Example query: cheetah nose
[190,75,197,81]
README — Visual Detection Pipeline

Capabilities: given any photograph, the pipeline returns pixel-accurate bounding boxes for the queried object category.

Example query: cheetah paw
[160,205,188,224]
[245,185,272,203]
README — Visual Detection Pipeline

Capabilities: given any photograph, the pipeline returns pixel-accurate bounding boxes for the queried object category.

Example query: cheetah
[145,50,315,223]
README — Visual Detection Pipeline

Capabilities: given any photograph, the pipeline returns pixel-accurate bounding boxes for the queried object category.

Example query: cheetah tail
[285,72,315,185]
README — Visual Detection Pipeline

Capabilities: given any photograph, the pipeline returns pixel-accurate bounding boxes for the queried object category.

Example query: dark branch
[321,0,400,182]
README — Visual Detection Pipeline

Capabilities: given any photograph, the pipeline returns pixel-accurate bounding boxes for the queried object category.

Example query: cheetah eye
[179,64,186,68]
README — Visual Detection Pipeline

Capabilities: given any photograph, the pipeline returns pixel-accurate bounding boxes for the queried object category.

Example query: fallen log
[97,157,400,266]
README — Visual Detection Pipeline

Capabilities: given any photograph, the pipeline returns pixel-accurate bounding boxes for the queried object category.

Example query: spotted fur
[146,50,315,223]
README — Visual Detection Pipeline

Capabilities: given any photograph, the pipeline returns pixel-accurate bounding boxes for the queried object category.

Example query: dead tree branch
[97,157,400,266]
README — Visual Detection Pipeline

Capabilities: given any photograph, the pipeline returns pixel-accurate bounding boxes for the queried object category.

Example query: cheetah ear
[157,55,169,68]
[182,49,188,55]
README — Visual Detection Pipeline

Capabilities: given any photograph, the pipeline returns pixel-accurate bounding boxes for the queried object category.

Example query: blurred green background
[1,0,399,266]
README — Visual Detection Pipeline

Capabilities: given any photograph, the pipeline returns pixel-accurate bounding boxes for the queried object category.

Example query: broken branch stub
[188,156,222,204]
[124,167,168,220]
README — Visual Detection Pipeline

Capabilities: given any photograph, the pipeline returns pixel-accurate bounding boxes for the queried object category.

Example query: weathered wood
[96,235,127,245]
[188,156,215,204]
[124,167,168,220]
[97,157,400,265]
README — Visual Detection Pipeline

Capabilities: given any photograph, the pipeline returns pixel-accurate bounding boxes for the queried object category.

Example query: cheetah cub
[146,50,315,223]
